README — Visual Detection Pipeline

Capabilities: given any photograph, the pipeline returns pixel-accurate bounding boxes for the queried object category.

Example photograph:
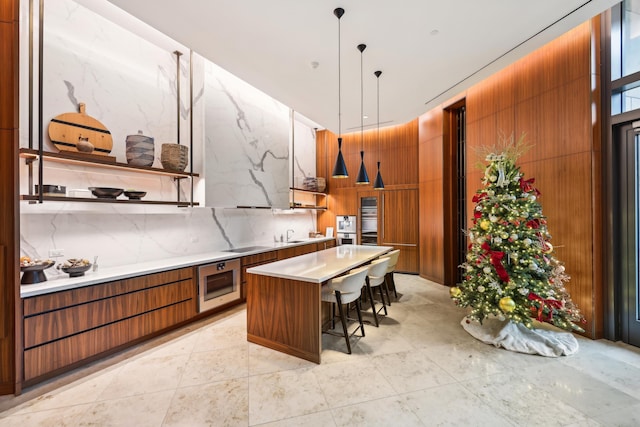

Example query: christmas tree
[450,134,585,332]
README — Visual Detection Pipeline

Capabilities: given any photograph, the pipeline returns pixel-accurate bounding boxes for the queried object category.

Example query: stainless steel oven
[198,258,241,313]
[336,215,357,245]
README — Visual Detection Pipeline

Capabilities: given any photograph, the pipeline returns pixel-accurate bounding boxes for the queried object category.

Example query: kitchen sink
[287,240,306,243]
[223,245,272,253]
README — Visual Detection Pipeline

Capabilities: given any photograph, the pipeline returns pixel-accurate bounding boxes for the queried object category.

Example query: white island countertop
[247,245,393,283]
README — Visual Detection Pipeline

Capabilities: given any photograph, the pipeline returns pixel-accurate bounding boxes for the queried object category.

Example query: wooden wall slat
[419,19,602,337]
[0,0,19,395]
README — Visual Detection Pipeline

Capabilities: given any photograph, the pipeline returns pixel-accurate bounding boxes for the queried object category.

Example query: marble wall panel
[203,59,290,208]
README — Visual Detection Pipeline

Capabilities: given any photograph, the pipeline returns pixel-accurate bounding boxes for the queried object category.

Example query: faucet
[286,229,295,242]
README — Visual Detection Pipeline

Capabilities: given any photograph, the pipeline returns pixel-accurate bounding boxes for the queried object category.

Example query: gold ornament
[449,287,462,298]
[480,220,491,231]
[543,242,553,254]
[499,296,516,313]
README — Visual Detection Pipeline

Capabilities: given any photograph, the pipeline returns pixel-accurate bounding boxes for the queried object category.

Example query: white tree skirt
[461,316,579,357]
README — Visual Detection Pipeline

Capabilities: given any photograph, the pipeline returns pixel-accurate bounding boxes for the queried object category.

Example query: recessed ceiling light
[310,61,319,69]
[430,29,439,36]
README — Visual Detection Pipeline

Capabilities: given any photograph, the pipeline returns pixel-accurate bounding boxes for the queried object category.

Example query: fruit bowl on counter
[58,258,92,277]
[20,256,55,284]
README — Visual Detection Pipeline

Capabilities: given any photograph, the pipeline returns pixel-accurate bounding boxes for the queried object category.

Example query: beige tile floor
[2,274,640,426]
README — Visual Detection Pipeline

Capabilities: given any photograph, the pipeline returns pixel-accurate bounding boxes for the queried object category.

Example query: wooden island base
[246,275,322,363]
[246,245,392,363]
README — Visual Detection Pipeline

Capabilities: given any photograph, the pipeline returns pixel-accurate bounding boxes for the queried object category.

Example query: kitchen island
[246,244,392,363]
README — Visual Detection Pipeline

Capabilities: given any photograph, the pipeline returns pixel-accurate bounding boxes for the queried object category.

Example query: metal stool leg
[335,291,351,354]
[365,277,379,327]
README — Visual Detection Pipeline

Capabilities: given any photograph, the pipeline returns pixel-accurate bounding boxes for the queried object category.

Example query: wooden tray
[48,103,113,155]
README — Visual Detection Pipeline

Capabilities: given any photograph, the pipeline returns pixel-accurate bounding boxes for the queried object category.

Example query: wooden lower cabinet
[277,243,317,260]
[22,267,197,384]
[241,250,277,300]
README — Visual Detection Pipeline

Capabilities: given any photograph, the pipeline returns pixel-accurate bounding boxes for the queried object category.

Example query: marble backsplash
[20,207,318,278]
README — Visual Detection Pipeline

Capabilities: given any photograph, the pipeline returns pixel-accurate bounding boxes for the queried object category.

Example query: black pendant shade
[355,43,369,184]
[356,150,369,184]
[373,161,384,189]
[332,137,348,178]
[331,7,348,178]
[373,70,385,190]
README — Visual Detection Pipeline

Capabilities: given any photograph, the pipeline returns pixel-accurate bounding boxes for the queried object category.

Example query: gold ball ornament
[499,296,516,313]
[480,220,491,231]
[449,287,462,298]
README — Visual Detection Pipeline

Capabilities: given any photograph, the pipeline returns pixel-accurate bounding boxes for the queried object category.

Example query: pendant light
[355,43,370,185]
[373,70,385,190]
[331,7,348,178]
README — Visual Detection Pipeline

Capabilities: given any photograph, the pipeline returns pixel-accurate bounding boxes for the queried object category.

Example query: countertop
[20,237,334,298]
[246,244,393,283]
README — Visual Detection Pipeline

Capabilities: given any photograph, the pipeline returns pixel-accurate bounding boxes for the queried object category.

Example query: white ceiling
[103,0,618,133]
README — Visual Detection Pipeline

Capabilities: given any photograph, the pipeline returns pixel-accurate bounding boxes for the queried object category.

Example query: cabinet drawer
[23,267,194,316]
[23,301,193,382]
[24,279,195,348]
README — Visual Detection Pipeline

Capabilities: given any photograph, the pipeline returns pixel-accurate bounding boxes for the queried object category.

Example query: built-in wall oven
[336,215,357,245]
[198,258,241,313]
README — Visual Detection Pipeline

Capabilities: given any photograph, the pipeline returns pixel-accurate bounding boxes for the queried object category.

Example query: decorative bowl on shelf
[124,190,147,200]
[59,259,92,277]
[20,260,55,284]
[89,187,124,199]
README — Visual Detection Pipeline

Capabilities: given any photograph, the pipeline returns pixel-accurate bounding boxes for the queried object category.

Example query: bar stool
[363,257,390,327]
[380,249,400,300]
[321,266,369,354]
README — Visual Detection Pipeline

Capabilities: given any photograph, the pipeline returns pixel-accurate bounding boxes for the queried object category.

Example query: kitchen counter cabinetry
[240,250,277,300]
[276,242,317,260]
[22,267,196,385]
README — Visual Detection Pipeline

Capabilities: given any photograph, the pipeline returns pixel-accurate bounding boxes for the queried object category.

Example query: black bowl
[61,264,92,277]
[89,187,124,199]
[20,261,55,284]
[124,190,147,200]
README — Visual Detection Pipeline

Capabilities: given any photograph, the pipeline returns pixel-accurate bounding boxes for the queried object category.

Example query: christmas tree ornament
[499,296,516,313]
[449,287,462,298]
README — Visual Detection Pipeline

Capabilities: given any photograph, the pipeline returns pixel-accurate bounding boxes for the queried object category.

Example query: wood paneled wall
[0,0,20,394]
[418,19,603,338]
[316,120,419,236]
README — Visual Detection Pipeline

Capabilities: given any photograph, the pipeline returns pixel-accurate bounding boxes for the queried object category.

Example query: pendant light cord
[360,45,364,151]
[338,13,341,139]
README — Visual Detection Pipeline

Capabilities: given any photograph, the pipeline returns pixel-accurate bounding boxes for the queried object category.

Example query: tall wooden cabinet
[381,189,419,273]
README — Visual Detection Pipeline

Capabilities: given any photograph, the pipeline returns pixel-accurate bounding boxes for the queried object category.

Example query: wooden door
[381,189,419,273]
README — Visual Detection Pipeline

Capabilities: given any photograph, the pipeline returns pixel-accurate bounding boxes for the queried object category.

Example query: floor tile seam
[247,363,316,379]
[453,374,594,426]
[329,392,428,426]
[157,387,180,427]
[555,357,640,400]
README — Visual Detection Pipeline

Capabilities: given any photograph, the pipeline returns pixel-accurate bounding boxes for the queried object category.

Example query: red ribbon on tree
[472,192,487,203]
[528,292,563,321]
[519,178,541,196]
[480,242,510,283]
[526,219,541,229]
